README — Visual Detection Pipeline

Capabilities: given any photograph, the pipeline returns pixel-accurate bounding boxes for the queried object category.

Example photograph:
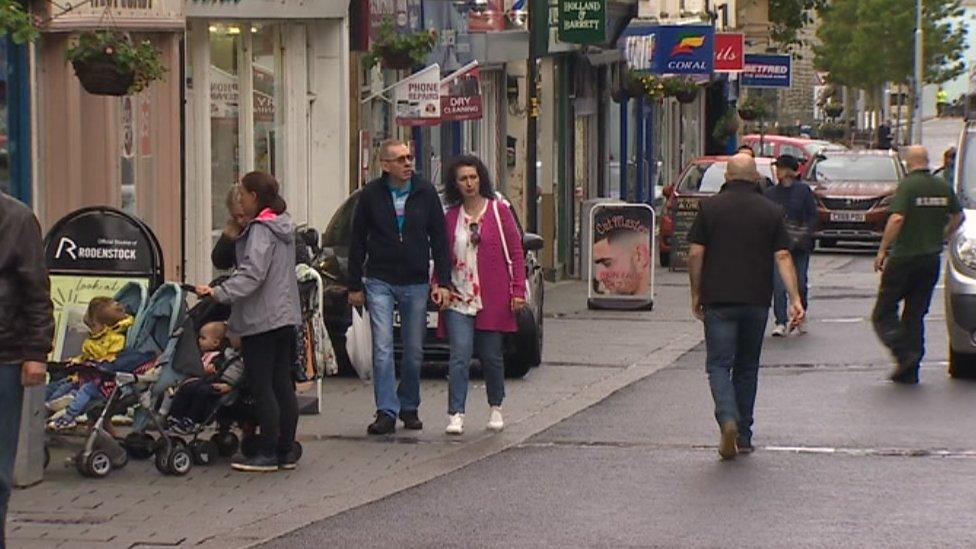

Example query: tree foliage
[768,0,829,50]
[813,0,967,88]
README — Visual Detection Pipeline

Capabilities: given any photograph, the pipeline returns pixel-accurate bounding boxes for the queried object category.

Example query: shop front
[183,0,350,283]
[35,0,184,279]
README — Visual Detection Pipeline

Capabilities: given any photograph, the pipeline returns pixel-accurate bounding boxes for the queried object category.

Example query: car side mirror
[663,185,675,198]
[522,233,544,251]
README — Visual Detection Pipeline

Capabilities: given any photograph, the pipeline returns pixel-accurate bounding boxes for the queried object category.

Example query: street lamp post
[913,0,924,144]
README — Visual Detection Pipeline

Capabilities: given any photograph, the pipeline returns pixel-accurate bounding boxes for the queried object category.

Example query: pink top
[437,199,527,335]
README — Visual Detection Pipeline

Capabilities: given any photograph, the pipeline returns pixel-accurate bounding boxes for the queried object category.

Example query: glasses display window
[209,23,242,238]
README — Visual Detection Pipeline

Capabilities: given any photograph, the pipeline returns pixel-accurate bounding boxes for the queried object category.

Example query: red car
[802,149,906,247]
[740,135,845,173]
[659,156,778,267]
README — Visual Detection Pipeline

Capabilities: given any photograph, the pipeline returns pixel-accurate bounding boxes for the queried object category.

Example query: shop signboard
[653,24,714,76]
[587,203,655,310]
[395,64,441,126]
[469,0,507,32]
[43,206,164,360]
[43,0,185,31]
[440,62,482,122]
[618,21,657,72]
[741,54,792,88]
[558,0,605,45]
[668,196,701,271]
[714,32,744,72]
[369,0,423,44]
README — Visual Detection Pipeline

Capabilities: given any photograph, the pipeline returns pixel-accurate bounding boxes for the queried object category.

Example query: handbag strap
[492,199,514,279]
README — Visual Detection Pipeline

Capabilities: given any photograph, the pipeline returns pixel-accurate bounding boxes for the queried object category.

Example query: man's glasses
[469,223,481,246]
[383,154,414,164]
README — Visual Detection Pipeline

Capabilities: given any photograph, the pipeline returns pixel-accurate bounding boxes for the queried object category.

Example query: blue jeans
[364,278,429,419]
[45,377,76,401]
[65,381,101,420]
[444,310,506,414]
[772,250,810,326]
[1,363,24,547]
[704,306,768,444]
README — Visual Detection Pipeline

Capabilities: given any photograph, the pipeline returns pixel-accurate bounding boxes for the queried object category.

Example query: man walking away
[765,154,818,336]
[688,154,805,460]
[873,145,964,384]
[0,193,53,545]
[347,139,453,435]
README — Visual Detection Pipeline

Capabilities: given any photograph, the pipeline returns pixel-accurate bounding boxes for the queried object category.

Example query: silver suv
[946,122,976,378]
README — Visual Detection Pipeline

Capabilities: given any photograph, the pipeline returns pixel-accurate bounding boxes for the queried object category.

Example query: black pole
[525,0,540,233]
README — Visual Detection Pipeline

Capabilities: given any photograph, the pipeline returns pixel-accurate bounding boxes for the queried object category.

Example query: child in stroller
[165,321,246,434]
[47,296,142,431]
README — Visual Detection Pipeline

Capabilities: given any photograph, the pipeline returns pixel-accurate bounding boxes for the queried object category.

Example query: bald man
[688,153,805,460]
[873,145,964,384]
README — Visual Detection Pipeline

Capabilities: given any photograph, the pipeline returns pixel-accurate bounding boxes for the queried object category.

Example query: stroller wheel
[84,451,113,478]
[123,433,156,460]
[190,440,217,466]
[212,432,239,457]
[43,445,50,469]
[112,448,129,470]
[292,441,303,461]
[154,445,171,474]
[168,445,193,476]
[240,434,260,458]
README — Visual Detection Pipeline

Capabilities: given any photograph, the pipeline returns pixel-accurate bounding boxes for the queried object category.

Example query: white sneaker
[487,407,504,431]
[771,324,787,337]
[445,413,464,435]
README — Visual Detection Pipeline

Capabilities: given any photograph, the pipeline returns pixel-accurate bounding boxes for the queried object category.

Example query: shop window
[209,23,242,240]
[252,23,281,176]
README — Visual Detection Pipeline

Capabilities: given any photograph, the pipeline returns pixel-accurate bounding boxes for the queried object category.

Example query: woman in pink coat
[434,155,526,435]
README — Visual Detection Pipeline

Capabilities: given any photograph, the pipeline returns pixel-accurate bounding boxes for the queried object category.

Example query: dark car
[803,150,905,247]
[309,191,545,378]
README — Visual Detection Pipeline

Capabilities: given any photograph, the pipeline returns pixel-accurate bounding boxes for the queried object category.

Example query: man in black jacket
[348,140,452,435]
[0,193,53,545]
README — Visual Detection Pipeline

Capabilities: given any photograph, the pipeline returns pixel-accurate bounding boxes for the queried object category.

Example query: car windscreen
[321,193,359,251]
[678,162,774,194]
[808,155,899,183]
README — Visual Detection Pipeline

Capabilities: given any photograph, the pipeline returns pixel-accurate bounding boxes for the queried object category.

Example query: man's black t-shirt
[688,180,792,307]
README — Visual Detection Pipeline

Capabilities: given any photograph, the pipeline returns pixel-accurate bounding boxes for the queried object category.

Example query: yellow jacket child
[74,297,134,363]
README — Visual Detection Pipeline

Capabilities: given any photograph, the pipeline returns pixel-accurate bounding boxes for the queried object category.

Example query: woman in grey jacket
[196,171,302,472]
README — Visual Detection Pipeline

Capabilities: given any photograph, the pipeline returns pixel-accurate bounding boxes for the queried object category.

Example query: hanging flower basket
[662,76,699,104]
[824,102,844,118]
[737,96,768,121]
[67,31,166,96]
[364,18,437,71]
[712,110,740,143]
[675,88,698,104]
[72,58,135,96]
[819,122,846,140]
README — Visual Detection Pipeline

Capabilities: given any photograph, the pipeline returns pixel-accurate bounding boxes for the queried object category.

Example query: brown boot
[719,421,739,460]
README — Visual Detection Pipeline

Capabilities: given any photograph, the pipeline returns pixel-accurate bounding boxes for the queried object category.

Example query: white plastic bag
[346,306,373,381]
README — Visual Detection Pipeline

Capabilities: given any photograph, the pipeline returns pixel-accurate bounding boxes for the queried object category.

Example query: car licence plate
[830,212,866,222]
[393,311,439,329]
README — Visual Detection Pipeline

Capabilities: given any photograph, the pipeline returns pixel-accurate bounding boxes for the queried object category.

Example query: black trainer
[231,454,279,473]
[737,439,755,454]
[367,412,396,435]
[278,447,300,470]
[399,410,423,430]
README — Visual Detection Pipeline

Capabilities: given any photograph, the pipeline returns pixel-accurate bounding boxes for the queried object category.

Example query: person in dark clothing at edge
[196,171,303,472]
[0,193,54,546]
[765,154,818,337]
[347,139,453,435]
[688,153,805,460]
[873,145,964,384]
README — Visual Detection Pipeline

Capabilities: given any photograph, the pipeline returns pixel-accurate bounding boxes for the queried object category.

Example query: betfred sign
[714,33,744,72]
[741,54,792,88]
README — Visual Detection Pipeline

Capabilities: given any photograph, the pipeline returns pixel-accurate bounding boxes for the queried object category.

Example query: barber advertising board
[668,196,701,271]
[587,203,654,310]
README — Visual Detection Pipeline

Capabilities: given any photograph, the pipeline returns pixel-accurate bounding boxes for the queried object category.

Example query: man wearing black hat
[764,154,818,337]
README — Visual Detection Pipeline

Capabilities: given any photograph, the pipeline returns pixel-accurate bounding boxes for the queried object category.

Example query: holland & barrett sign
[558,0,605,45]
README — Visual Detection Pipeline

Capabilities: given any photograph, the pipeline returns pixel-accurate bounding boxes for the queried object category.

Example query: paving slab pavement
[7,271,703,548]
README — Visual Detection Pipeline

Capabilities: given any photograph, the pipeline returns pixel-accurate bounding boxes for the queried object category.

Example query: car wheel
[659,250,670,268]
[949,348,976,379]
[503,352,532,379]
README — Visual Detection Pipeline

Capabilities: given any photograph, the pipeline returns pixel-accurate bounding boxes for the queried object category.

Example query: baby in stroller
[166,321,246,433]
[47,296,145,431]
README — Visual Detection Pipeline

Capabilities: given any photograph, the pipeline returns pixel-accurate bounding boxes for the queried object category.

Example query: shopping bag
[346,306,373,381]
